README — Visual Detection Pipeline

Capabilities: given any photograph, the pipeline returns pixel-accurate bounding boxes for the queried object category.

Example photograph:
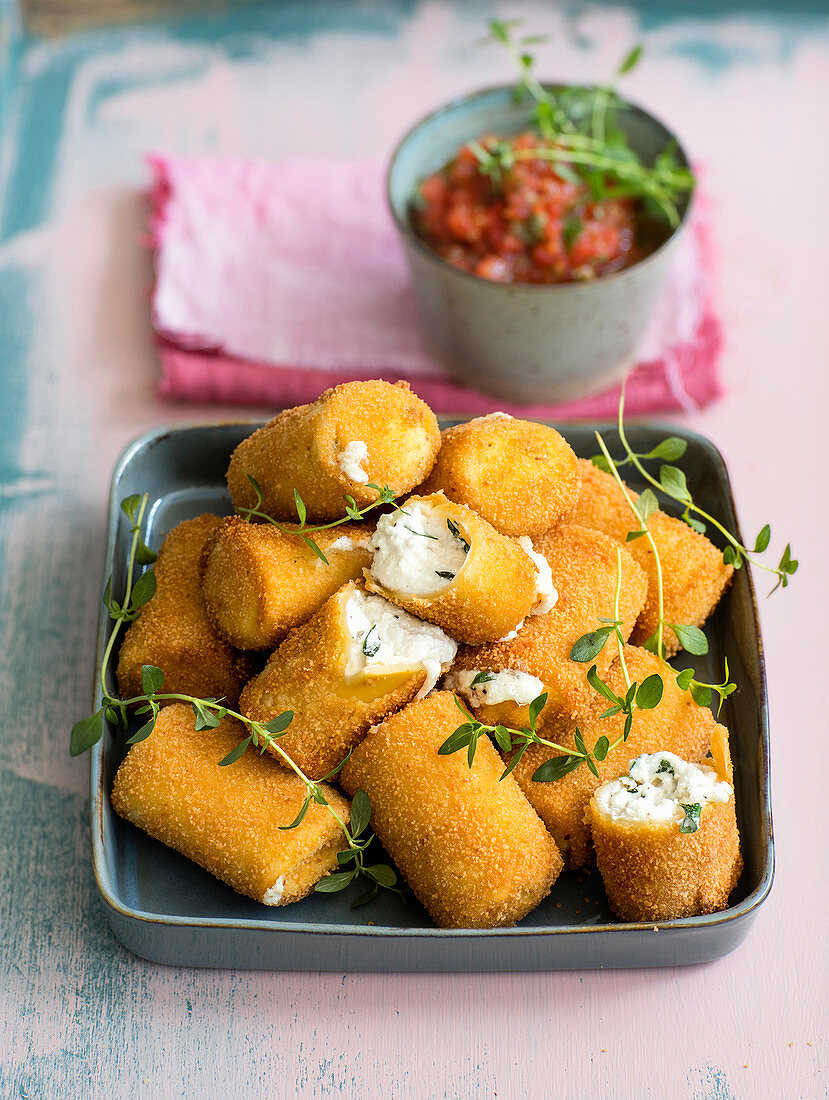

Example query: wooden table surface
[1,2,826,1097]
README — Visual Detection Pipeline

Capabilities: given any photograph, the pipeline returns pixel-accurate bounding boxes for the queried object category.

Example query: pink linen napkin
[149,154,722,416]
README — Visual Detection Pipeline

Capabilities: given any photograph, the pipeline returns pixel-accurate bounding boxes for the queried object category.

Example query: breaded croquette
[339,692,563,928]
[364,492,554,644]
[200,516,372,650]
[111,704,350,905]
[567,458,733,656]
[116,514,256,706]
[586,749,742,921]
[507,647,721,868]
[420,413,582,537]
[240,583,456,779]
[449,524,647,727]
[227,380,441,522]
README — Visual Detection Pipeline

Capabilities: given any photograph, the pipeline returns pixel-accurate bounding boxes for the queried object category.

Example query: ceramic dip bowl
[387,85,694,404]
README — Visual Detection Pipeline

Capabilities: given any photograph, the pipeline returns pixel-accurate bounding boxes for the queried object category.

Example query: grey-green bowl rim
[89,418,772,941]
[385,83,695,292]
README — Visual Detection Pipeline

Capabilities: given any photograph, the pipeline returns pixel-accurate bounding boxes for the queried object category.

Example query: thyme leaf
[238,477,400,565]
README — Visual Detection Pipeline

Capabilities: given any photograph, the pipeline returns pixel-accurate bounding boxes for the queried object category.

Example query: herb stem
[612,546,632,690]
[99,493,149,699]
[594,429,667,661]
[613,394,786,582]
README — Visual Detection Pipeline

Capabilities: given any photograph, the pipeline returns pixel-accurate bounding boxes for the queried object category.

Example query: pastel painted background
[0,1,826,1097]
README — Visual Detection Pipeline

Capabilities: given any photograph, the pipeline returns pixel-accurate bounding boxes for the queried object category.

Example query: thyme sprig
[238,475,400,565]
[440,669,662,786]
[438,691,607,782]
[571,395,754,714]
[591,391,798,594]
[478,20,694,227]
[567,545,665,746]
[70,493,402,908]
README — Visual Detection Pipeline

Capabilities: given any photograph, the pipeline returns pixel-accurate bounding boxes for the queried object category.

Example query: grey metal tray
[89,419,772,970]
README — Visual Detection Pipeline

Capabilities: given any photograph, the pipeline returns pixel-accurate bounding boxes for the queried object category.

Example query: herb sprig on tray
[238,474,400,565]
[442,387,794,784]
[590,391,799,594]
[440,545,664,784]
[475,19,695,228]
[70,493,402,908]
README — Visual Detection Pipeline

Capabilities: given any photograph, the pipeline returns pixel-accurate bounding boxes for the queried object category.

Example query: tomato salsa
[411,132,646,285]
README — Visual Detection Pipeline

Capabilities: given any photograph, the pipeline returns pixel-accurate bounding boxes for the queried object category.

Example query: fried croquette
[566,458,733,656]
[419,413,582,537]
[506,647,722,868]
[116,514,255,706]
[239,583,456,779]
[111,704,350,905]
[364,492,553,644]
[227,380,441,522]
[339,691,563,928]
[449,524,647,727]
[200,516,372,650]
[586,750,742,921]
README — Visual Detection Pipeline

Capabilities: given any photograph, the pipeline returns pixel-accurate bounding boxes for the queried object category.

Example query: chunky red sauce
[412,132,643,284]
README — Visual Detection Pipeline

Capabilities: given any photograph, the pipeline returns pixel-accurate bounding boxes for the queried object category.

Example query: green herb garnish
[478,20,695,228]
[404,525,439,540]
[562,215,582,251]
[362,625,381,658]
[590,391,798,596]
[435,570,456,580]
[239,476,401,565]
[679,803,702,834]
[446,518,471,553]
[70,493,402,909]
[471,671,495,687]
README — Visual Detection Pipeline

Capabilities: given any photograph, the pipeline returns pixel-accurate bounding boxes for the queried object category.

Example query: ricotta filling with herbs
[445,668,545,708]
[261,875,285,906]
[368,499,470,597]
[344,590,457,699]
[518,536,558,616]
[595,752,732,827]
[337,440,370,484]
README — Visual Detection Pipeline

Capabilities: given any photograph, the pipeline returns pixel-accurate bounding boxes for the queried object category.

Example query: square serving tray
[89,419,773,970]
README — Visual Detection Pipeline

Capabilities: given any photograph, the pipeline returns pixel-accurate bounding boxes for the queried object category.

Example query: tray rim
[89,418,774,951]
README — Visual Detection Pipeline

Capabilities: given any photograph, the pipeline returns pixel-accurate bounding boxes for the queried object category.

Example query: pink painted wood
[0,4,826,1097]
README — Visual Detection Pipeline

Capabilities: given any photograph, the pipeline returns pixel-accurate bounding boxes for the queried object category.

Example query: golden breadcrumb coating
[566,459,733,656]
[419,415,582,537]
[506,646,723,868]
[364,492,540,645]
[240,583,430,780]
[200,516,372,650]
[340,691,562,929]
[451,524,647,727]
[227,380,441,521]
[116,514,256,706]
[586,791,742,922]
[110,704,350,905]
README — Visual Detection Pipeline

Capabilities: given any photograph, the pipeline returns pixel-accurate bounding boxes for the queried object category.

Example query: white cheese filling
[445,668,545,708]
[595,752,733,824]
[518,536,558,616]
[262,875,285,905]
[368,499,469,597]
[344,590,457,699]
[337,440,369,484]
[327,534,372,553]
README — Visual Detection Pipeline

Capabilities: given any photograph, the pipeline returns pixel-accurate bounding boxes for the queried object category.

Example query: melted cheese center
[343,590,457,699]
[595,752,733,824]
